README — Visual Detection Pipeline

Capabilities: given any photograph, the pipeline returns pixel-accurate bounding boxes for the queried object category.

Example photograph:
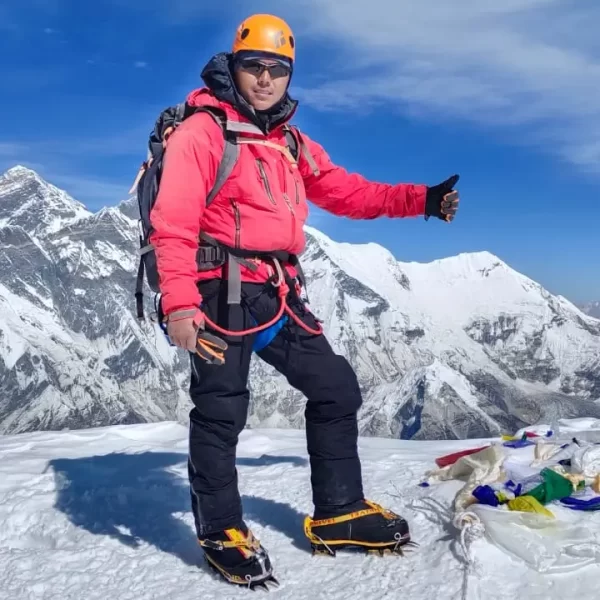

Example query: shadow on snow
[49,451,311,566]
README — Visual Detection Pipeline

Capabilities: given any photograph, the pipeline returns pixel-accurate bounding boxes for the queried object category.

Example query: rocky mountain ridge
[0,165,598,440]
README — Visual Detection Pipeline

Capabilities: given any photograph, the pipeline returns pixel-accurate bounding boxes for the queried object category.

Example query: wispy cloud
[0,124,149,162]
[133,61,148,69]
[281,0,600,172]
[47,172,132,208]
[106,0,229,24]
[0,127,147,208]
[0,143,29,158]
[306,204,335,228]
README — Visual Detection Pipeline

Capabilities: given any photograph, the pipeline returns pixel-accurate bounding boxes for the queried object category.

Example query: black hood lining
[200,52,297,134]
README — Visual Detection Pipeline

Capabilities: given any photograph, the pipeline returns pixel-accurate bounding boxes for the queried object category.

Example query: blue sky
[1,0,599,303]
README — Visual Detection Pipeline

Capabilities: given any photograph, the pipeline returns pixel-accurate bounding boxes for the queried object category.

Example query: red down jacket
[150,55,427,318]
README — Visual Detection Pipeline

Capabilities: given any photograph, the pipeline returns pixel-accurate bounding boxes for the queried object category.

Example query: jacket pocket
[256,159,276,205]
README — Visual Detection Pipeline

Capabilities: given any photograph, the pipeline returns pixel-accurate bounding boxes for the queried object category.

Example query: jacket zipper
[294,175,299,205]
[256,159,276,205]
[231,199,241,248]
[283,192,296,247]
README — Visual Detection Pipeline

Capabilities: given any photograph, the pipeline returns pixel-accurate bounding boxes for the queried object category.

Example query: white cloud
[0,143,29,157]
[48,172,131,208]
[134,61,148,69]
[0,125,148,161]
[107,0,228,24]
[280,0,600,171]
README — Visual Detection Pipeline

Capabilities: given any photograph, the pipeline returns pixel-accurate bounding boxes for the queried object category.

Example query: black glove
[425,174,460,222]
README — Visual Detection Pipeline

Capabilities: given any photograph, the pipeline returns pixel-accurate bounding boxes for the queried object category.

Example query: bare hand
[167,317,199,352]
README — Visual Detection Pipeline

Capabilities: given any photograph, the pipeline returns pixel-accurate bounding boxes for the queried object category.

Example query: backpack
[130,100,319,321]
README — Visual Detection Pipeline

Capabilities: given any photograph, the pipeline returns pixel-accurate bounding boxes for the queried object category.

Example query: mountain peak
[426,249,506,274]
[304,225,503,270]
[2,164,44,183]
[0,166,598,445]
[0,165,91,237]
[5,164,34,175]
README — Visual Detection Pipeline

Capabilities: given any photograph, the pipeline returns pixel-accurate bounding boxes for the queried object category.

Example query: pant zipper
[231,199,241,248]
[256,159,276,205]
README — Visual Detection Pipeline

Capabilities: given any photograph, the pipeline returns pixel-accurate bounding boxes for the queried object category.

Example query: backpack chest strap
[236,138,298,166]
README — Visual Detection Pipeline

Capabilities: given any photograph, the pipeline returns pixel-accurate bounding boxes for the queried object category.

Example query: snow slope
[2,421,600,600]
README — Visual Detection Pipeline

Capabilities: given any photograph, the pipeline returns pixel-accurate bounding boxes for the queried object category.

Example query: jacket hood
[197,52,297,133]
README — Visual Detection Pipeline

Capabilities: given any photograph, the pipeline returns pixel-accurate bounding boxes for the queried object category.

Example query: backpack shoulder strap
[183,105,241,209]
[207,136,239,208]
[282,125,320,176]
[283,125,299,161]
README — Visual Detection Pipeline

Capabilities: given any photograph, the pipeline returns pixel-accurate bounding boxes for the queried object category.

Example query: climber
[148,12,460,587]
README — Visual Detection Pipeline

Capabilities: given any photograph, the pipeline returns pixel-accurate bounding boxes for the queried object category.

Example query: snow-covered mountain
[580,301,600,319]
[0,166,190,433]
[0,165,599,439]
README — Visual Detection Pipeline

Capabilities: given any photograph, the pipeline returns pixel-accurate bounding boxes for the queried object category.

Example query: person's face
[234,58,291,111]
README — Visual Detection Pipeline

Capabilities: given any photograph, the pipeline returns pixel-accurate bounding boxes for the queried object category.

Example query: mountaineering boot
[198,523,278,589]
[304,500,415,556]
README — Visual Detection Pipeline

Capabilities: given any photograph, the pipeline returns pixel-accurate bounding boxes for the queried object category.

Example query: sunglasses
[238,59,291,79]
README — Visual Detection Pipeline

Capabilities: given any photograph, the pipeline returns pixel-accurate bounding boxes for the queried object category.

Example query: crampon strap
[303,500,398,541]
[198,529,261,553]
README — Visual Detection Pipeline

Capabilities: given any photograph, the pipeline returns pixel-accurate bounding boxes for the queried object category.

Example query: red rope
[202,276,323,338]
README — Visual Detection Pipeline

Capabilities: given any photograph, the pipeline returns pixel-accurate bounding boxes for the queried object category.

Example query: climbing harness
[198,252,323,339]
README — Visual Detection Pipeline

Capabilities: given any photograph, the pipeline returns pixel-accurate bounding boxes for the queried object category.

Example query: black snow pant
[187,277,365,537]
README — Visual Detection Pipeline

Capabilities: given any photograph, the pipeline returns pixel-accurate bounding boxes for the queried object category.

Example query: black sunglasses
[238,59,291,79]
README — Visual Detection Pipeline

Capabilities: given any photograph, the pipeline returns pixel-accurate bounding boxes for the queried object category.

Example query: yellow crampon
[198,528,278,589]
[199,527,261,557]
[303,499,413,556]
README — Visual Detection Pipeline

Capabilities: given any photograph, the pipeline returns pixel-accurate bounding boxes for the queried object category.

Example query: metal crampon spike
[311,545,336,557]
[366,548,396,557]
[248,575,279,592]
[310,540,336,557]
[401,540,419,553]
[249,580,276,592]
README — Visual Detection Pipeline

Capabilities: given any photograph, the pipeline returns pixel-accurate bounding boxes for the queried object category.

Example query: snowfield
[2,421,600,600]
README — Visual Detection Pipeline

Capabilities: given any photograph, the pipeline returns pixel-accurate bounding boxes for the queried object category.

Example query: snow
[0,166,91,236]
[93,240,136,272]
[2,421,600,599]
[1,166,599,440]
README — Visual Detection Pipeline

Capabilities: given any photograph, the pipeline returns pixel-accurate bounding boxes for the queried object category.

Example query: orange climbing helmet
[232,14,295,62]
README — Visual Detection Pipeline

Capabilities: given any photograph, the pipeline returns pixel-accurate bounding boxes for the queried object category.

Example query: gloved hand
[425,174,460,222]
